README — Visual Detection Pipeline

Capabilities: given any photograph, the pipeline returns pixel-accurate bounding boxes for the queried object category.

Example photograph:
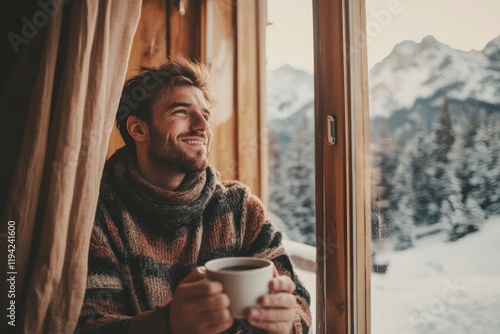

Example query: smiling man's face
[146,85,212,173]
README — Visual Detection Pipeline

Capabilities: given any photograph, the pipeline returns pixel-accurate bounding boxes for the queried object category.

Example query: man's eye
[174,110,188,115]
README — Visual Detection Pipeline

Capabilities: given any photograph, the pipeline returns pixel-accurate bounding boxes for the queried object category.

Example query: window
[265,0,317,329]
[267,0,315,246]
[365,1,500,334]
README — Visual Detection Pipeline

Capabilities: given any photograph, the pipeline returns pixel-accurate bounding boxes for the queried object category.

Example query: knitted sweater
[77,148,311,333]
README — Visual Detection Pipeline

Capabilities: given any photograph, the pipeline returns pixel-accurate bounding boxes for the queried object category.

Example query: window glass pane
[266,0,316,329]
[366,1,500,333]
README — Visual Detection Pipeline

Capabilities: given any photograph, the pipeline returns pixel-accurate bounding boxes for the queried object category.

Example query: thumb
[181,266,207,283]
[272,264,280,277]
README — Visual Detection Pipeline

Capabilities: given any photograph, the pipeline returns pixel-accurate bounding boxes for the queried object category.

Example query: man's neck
[136,154,186,191]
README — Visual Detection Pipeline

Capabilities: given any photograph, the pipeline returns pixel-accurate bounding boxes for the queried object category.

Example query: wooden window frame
[313,0,371,333]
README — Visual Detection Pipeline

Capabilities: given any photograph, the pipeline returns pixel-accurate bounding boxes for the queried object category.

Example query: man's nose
[191,111,210,131]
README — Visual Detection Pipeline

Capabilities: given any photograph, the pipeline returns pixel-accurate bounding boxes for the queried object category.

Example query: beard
[147,124,210,173]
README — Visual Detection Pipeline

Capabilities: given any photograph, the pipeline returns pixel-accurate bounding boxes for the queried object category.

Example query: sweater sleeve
[239,193,312,334]
[76,205,170,334]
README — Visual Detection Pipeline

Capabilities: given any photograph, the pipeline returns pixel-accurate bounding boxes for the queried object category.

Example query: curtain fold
[0,1,142,333]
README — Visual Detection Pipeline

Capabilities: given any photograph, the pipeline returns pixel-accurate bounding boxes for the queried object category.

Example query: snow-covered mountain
[266,64,314,121]
[369,35,500,118]
[267,35,500,135]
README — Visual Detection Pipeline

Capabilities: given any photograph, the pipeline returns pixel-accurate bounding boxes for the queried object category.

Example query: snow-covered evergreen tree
[391,194,415,250]
[407,127,435,226]
[469,113,500,214]
[449,112,486,236]
[371,123,400,240]
[269,130,287,222]
[452,112,479,203]
[464,196,485,229]
[427,97,460,227]
[269,111,315,245]
[285,112,315,244]
[433,98,455,163]
[391,127,432,249]
[484,114,500,214]
[427,98,486,240]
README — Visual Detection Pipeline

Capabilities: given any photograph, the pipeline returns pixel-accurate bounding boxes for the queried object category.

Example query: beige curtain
[0,1,142,333]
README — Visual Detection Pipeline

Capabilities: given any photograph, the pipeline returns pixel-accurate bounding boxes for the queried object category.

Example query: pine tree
[268,111,315,245]
[371,123,400,241]
[391,127,432,249]
[427,98,467,236]
[447,112,485,238]
[269,130,286,220]
[464,196,485,230]
[453,112,479,202]
[283,112,315,245]
[429,98,455,216]
[408,128,435,227]
[484,114,500,214]
[433,97,455,164]
[469,112,500,214]
[392,194,415,250]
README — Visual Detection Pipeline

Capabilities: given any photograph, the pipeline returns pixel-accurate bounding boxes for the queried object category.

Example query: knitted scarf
[103,147,218,235]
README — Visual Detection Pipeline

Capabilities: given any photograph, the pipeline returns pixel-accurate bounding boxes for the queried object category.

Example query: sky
[266,0,500,72]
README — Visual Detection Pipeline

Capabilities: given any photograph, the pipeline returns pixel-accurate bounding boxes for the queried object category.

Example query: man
[77,58,311,333]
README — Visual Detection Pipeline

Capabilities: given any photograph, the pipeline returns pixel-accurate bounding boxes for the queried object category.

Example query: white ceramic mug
[205,257,274,318]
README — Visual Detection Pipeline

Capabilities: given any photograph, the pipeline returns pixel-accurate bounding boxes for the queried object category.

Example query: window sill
[283,239,316,334]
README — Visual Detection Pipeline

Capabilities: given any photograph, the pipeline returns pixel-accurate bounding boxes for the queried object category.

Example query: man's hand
[169,267,233,334]
[246,266,297,334]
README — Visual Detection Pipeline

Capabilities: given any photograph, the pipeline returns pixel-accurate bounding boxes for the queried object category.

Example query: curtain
[0,1,142,333]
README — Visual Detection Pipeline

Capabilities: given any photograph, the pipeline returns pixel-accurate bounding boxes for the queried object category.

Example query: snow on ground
[372,216,500,334]
[285,216,500,334]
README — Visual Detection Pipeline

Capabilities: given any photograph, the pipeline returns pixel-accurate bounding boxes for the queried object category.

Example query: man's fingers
[259,292,297,308]
[205,315,234,334]
[247,307,295,333]
[180,266,207,283]
[248,319,293,334]
[194,293,231,311]
[247,307,295,323]
[178,279,224,298]
[200,308,233,326]
[269,276,296,293]
[170,267,232,334]
[273,264,280,277]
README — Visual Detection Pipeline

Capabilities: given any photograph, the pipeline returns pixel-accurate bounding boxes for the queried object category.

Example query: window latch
[327,115,336,145]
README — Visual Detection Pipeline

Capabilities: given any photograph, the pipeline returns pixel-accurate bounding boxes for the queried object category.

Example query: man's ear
[126,116,148,143]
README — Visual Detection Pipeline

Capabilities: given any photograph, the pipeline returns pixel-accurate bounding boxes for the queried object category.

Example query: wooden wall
[106,0,168,157]
[106,0,266,199]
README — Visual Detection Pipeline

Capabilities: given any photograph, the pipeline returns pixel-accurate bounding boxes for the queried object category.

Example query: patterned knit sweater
[77,148,311,333]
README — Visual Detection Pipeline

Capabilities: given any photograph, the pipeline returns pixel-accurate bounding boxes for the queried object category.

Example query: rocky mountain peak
[369,35,500,118]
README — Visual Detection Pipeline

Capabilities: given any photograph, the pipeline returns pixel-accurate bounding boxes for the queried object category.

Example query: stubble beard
[147,125,209,174]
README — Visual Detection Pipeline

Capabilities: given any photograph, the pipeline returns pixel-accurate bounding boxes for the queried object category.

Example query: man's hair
[116,57,216,151]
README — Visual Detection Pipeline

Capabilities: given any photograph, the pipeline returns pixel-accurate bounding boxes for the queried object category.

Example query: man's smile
[182,139,205,145]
